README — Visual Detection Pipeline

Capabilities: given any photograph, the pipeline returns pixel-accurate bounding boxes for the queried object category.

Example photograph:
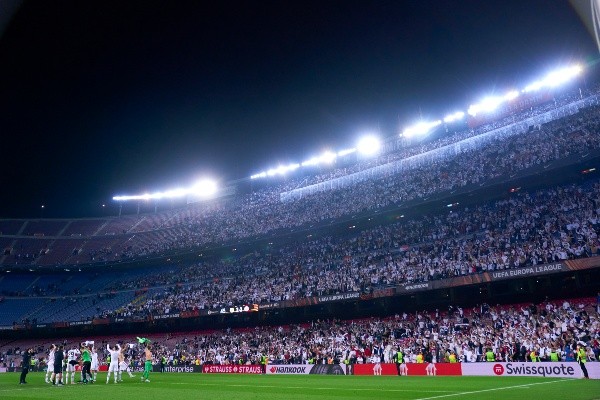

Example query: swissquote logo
[493,364,505,375]
[487,363,578,377]
[505,363,576,377]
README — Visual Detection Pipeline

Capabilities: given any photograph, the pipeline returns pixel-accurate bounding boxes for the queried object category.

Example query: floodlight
[443,111,465,123]
[319,151,337,164]
[468,96,503,117]
[113,194,139,201]
[337,148,357,157]
[402,120,442,138]
[301,157,320,167]
[356,135,381,156]
[467,105,479,117]
[544,65,582,87]
[302,152,337,166]
[523,81,544,93]
[524,64,583,93]
[192,179,217,197]
[250,172,267,179]
[163,188,188,198]
[253,172,268,179]
[504,90,519,101]
[479,96,504,112]
[114,178,218,201]
[266,163,300,177]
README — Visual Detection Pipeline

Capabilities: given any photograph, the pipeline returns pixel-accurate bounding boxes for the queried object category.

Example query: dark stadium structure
[0,86,599,344]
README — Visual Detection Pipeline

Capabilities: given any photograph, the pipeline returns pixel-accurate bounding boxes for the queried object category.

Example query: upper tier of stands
[0,90,599,268]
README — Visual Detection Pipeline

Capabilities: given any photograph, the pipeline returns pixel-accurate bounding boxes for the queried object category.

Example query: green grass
[2,372,599,400]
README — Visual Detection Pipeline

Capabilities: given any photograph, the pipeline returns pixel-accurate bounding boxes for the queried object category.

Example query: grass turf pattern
[1,372,599,400]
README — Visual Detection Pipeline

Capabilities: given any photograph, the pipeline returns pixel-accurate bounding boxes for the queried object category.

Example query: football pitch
[1,372,599,400]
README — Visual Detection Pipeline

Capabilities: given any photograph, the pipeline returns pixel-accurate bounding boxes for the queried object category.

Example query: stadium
[1,1,600,399]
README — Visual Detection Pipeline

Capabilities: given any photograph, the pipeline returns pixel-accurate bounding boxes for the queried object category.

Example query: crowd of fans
[5,176,600,316]
[4,175,599,319]
[2,298,598,369]
[99,177,600,318]
[156,298,599,366]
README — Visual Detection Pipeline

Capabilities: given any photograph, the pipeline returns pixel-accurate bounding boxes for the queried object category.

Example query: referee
[19,348,34,384]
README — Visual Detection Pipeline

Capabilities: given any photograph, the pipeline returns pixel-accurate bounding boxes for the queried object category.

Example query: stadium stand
[20,220,68,237]
[0,87,598,378]
[61,219,104,237]
[0,177,598,325]
[1,297,597,368]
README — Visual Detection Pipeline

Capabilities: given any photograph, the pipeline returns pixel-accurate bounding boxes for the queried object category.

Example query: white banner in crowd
[461,362,600,379]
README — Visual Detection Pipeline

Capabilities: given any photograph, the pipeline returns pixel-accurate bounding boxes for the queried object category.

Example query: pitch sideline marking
[413,379,570,400]
[0,381,455,394]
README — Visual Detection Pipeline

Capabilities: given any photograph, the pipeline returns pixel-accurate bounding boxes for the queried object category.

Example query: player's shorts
[108,363,119,373]
[67,360,77,372]
[119,361,129,371]
[53,364,62,374]
[91,362,98,371]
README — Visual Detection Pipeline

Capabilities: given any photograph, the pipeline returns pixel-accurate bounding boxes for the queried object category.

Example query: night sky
[0,0,597,218]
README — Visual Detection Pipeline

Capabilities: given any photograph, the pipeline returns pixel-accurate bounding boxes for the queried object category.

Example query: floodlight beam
[356,135,381,156]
